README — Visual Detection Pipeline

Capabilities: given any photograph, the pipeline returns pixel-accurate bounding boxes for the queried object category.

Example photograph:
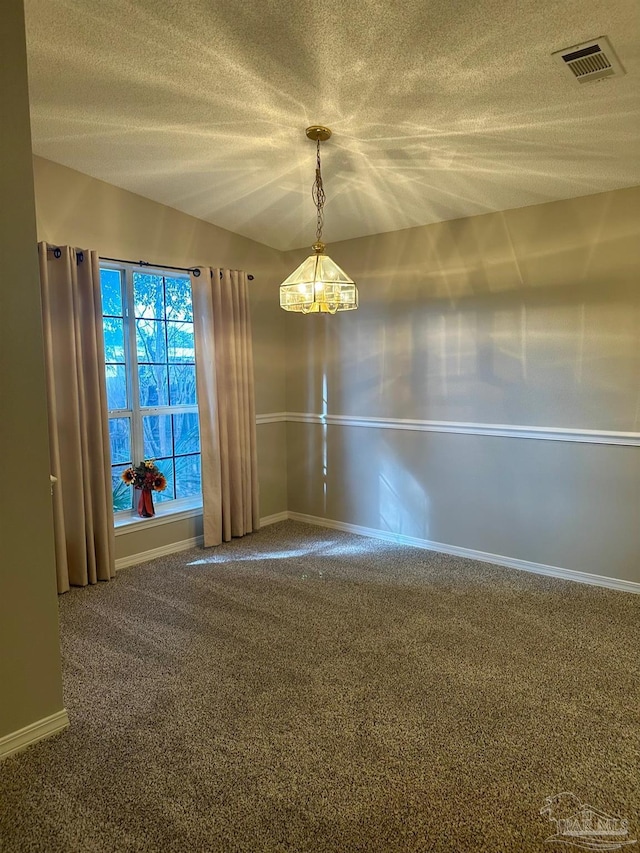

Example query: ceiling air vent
[552,36,625,83]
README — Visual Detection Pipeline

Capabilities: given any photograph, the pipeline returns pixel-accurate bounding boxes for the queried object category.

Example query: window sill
[114,496,203,536]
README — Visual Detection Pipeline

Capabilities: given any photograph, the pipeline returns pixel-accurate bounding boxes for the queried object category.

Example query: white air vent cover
[552,36,625,83]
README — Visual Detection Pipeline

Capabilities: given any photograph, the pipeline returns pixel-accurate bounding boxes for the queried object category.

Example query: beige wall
[32,156,289,558]
[284,187,640,582]
[0,1,64,739]
[30,156,640,583]
[114,515,203,563]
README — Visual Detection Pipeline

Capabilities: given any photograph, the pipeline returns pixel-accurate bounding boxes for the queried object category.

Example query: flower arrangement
[121,460,167,493]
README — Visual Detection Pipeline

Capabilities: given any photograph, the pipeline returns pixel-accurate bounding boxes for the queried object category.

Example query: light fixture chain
[311,138,326,243]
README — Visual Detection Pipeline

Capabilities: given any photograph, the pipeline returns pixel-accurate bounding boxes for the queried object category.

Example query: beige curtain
[39,244,115,593]
[190,268,259,546]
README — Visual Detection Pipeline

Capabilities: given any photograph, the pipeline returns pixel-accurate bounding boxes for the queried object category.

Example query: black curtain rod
[100,255,254,280]
[46,246,254,279]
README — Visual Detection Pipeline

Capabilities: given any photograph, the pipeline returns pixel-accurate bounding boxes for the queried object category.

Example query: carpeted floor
[1,520,638,852]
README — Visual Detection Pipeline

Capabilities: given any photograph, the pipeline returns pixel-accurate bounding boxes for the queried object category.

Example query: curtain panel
[38,244,115,592]
[190,268,259,546]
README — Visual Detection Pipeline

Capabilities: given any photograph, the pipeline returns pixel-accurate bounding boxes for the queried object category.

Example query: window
[100,265,202,516]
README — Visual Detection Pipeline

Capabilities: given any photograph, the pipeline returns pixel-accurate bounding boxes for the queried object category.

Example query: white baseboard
[260,511,289,527]
[115,513,289,569]
[113,510,639,593]
[115,535,204,570]
[287,512,640,595]
[0,709,69,760]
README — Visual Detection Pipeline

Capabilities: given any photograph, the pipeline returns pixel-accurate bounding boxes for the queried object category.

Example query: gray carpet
[1,520,638,852]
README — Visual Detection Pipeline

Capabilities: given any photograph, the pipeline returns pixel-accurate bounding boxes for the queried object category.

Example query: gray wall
[0,1,64,740]
[284,187,640,583]
[33,156,289,560]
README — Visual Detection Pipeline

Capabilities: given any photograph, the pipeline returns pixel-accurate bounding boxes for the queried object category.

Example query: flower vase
[136,488,155,518]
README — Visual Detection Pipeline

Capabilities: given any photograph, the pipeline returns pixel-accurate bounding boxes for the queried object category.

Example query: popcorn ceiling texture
[24,0,640,250]
[1,521,638,852]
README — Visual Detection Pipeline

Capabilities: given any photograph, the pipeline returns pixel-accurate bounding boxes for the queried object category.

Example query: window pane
[167,321,194,363]
[165,277,193,321]
[133,273,164,319]
[138,365,169,407]
[173,413,200,455]
[106,364,127,410]
[100,269,122,316]
[103,317,125,363]
[175,454,201,499]
[136,319,167,363]
[143,414,173,459]
[169,365,197,405]
[111,464,133,512]
[154,457,175,502]
[109,417,131,464]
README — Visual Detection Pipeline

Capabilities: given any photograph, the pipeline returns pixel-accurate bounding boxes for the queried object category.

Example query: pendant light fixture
[279,126,358,314]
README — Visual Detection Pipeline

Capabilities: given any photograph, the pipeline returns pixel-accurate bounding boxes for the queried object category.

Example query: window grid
[101,264,201,516]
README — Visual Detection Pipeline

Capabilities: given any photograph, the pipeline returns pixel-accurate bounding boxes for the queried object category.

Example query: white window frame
[101,262,202,525]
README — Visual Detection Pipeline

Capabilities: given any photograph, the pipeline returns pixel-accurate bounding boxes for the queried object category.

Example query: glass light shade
[280,252,358,314]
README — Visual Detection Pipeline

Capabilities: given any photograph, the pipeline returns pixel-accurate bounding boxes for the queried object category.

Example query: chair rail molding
[257,412,640,446]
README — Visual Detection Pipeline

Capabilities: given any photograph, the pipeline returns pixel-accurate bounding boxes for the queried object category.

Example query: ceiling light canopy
[280,126,358,314]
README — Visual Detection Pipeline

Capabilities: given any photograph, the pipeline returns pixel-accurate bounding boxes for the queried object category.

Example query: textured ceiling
[24,0,640,251]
